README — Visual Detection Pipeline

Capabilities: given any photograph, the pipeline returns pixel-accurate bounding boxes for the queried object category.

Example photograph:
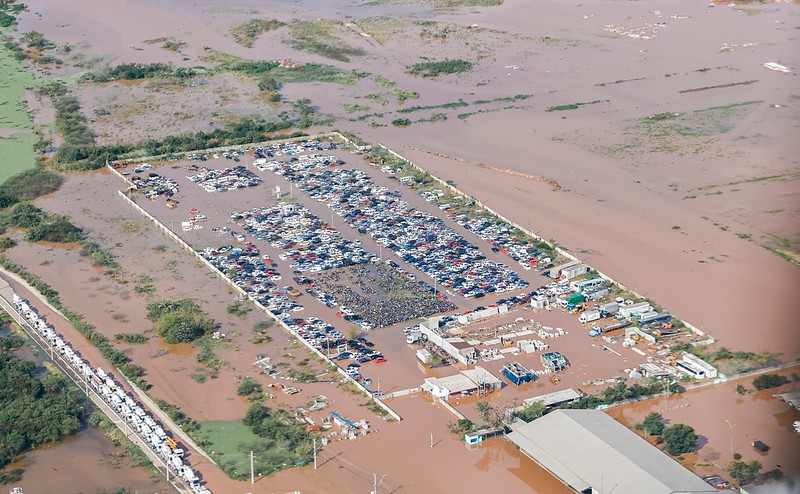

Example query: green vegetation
[373,75,395,87]
[287,20,365,62]
[0,335,84,468]
[114,333,148,344]
[546,100,606,112]
[670,342,778,368]
[752,373,790,390]
[0,167,63,201]
[153,398,199,434]
[0,202,83,243]
[85,63,185,83]
[146,299,216,344]
[227,301,250,317]
[237,377,263,397]
[244,404,315,474]
[637,412,665,436]
[391,118,411,127]
[0,1,25,27]
[79,241,121,272]
[390,88,419,102]
[727,460,762,486]
[407,59,473,78]
[230,18,285,48]
[0,26,39,184]
[397,99,468,113]
[515,400,546,422]
[342,103,370,114]
[662,424,698,456]
[561,380,684,410]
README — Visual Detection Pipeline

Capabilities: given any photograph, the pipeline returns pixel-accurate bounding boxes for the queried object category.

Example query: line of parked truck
[10,293,211,494]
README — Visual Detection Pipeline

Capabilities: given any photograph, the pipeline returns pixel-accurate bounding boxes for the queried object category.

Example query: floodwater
[608,366,800,481]
[7,426,169,494]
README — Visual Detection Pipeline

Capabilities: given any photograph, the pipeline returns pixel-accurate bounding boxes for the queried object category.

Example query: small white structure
[421,366,501,401]
[676,352,718,379]
[618,302,651,318]
[561,263,589,280]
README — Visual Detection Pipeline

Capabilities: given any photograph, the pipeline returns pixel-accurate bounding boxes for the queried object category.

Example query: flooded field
[4,0,798,491]
[7,426,169,494]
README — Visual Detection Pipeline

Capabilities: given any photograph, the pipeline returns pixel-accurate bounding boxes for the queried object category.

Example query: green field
[197,420,260,479]
[0,30,39,183]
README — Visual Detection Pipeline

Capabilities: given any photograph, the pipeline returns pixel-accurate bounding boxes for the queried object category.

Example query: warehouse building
[506,410,722,494]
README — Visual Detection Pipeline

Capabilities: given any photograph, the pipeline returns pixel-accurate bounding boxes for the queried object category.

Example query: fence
[115,189,402,421]
[374,143,712,344]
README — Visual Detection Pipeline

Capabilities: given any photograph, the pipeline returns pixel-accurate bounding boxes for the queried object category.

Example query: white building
[676,352,718,379]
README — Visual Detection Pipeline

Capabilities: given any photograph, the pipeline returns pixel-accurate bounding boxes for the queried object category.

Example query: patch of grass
[230,18,285,48]
[162,39,186,52]
[546,100,606,112]
[0,36,39,184]
[114,332,148,344]
[397,99,468,113]
[373,75,395,87]
[392,118,411,127]
[390,88,419,102]
[407,59,473,78]
[287,20,366,62]
[342,103,370,114]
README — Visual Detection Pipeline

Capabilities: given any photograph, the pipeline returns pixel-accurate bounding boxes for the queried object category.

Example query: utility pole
[430,432,433,449]
[313,438,317,470]
[371,473,387,494]
[250,450,254,485]
[725,420,735,458]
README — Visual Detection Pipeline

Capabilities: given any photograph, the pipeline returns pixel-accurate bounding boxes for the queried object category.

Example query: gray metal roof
[506,409,719,494]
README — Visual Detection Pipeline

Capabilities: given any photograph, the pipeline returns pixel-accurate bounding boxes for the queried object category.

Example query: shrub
[147,299,215,344]
[663,424,697,456]
[639,412,665,436]
[25,216,83,243]
[752,373,790,390]
[406,59,473,78]
[237,377,263,396]
[0,167,63,201]
[727,460,762,485]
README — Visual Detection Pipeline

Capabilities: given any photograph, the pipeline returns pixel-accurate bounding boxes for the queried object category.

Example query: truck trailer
[578,309,601,324]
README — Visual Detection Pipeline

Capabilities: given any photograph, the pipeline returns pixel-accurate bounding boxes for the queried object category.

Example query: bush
[406,59,473,78]
[236,377,263,396]
[0,167,63,201]
[727,460,762,485]
[391,118,411,127]
[0,350,83,468]
[752,374,790,390]
[147,299,215,344]
[663,424,697,456]
[2,203,45,228]
[114,333,148,344]
[639,412,665,436]
[25,216,83,243]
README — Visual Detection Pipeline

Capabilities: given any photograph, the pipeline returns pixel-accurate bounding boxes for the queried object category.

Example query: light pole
[371,473,388,494]
[725,419,735,458]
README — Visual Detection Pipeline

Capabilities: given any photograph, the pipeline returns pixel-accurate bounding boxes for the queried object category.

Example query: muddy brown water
[7,426,170,494]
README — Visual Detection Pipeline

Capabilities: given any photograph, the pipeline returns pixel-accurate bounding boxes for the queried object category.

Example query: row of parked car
[453,214,544,270]
[187,165,262,192]
[11,293,210,494]
[255,161,528,298]
[231,204,374,274]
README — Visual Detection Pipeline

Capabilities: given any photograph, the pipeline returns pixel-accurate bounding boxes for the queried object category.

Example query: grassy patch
[230,19,285,48]
[397,100,468,113]
[406,59,473,78]
[342,103,370,114]
[0,35,39,183]
[287,20,366,62]
[114,332,148,344]
[373,75,395,87]
[546,100,606,112]
[390,88,419,102]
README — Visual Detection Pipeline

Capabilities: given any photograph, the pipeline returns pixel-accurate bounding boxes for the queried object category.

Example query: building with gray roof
[506,409,721,494]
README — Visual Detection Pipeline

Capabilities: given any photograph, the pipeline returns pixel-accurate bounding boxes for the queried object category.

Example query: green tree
[640,412,665,436]
[475,401,491,423]
[727,460,762,486]
[663,424,698,456]
[752,374,790,390]
[517,401,546,422]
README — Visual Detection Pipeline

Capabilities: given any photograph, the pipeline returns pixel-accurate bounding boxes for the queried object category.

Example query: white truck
[578,309,601,324]
[406,330,422,344]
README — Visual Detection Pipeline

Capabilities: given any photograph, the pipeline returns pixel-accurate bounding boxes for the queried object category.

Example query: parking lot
[117,138,685,407]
